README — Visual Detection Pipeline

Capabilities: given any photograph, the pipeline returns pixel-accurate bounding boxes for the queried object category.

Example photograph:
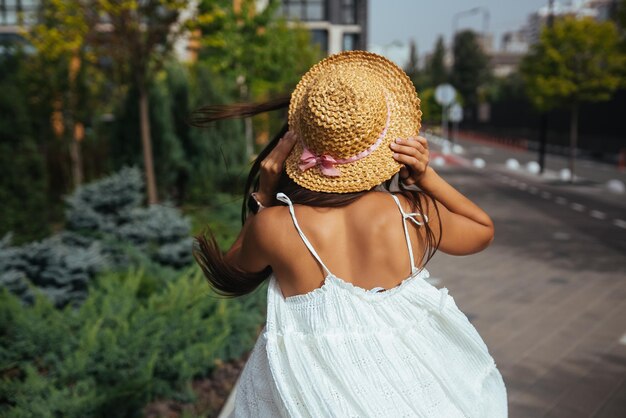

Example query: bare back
[266,190,432,299]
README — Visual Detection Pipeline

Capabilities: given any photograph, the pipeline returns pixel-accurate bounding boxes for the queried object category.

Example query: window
[305,1,324,20]
[341,0,356,25]
[1,0,17,25]
[0,0,38,26]
[311,29,328,53]
[342,33,359,51]
[281,0,326,22]
[285,2,302,19]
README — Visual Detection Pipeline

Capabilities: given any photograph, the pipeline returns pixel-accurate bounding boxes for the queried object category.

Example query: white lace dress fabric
[228,192,508,417]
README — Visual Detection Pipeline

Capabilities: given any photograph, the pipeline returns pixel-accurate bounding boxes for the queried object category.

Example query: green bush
[185,192,243,249]
[0,266,267,418]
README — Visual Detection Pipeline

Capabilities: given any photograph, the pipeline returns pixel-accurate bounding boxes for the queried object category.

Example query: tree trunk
[139,83,158,204]
[237,74,254,160]
[69,124,83,188]
[568,103,578,184]
[68,52,83,188]
[244,117,254,160]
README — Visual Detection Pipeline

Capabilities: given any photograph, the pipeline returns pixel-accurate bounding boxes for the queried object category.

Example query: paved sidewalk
[427,162,626,418]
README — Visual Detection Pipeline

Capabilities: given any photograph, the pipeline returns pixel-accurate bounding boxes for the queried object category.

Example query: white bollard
[472,158,486,168]
[606,179,626,194]
[526,161,541,174]
[452,144,464,154]
[506,158,520,170]
[432,156,446,167]
[559,168,571,181]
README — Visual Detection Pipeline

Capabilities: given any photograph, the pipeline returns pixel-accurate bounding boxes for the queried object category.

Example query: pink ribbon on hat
[298,148,342,177]
[297,94,391,177]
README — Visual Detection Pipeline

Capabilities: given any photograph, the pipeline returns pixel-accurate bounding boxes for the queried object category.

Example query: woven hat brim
[285,51,422,193]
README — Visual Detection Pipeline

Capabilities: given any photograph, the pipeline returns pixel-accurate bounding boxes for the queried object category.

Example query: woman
[192,51,508,417]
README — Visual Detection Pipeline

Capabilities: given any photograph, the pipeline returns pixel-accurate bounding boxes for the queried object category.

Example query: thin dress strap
[390,193,429,274]
[275,192,333,277]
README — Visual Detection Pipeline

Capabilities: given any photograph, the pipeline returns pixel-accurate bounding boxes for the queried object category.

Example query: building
[488,0,617,78]
[0,0,37,27]
[2,1,368,59]
[0,0,199,61]
[527,0,616,43]
[488,29,531,78]
[0,0,37,45]
[278,0,368,55]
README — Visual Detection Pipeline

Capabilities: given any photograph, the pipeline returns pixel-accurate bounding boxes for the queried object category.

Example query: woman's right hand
[389,136,431,186]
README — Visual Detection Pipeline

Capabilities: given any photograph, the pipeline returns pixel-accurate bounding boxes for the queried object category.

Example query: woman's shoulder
[365,189,433,213]
[252,189,433,227]
[251,204,289,232]
[389,189,436,215]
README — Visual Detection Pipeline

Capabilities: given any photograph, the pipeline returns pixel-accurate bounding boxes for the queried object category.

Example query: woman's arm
[223,131,297,272]
[391,136,494,255]
[417,166,494,228]
[223,209,273,273]
[417,166,494,255]
[224,212,257,267]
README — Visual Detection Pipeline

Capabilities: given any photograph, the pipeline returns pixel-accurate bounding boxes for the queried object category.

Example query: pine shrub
[0,267,267,418]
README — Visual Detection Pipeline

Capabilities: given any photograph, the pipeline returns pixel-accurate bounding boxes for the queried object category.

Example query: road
[444,133,626,207]
[426,135,626,417]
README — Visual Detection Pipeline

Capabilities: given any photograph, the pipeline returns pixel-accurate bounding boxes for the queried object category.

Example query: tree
[24,0,101,188]
[186,62,247,201]
[0,49,49,243]
[417,87,443,125]
[108,67,187,200]
[87,0,209,204]
[615,0,626,36]
[425,36,448,88]
[197,0,320,158]
[405,39,426,91]
[450,30,490,121]
[520,16,625,183]
[614,0,626,84]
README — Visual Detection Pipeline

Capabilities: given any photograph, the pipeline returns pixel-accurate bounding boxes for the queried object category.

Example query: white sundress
[229,191,508,418]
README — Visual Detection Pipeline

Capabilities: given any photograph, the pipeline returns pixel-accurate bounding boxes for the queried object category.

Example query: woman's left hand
[256,130,297,206]
[389,136,430,186]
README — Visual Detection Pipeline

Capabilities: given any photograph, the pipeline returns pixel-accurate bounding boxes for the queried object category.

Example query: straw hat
[285,50,422,193]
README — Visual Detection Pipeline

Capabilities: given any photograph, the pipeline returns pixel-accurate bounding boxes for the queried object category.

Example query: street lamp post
[452,6,490,57]
[538,0,554,175]
[450,6,490,130]
[381,40,404,59]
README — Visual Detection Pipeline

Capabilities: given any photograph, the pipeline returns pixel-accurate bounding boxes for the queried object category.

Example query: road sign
[435,84,456,106]
[449,103,463,123]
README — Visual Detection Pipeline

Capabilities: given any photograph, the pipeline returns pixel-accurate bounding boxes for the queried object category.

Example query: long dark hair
[189,96,442,298]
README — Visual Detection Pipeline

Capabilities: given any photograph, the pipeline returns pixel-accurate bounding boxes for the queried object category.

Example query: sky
[368,0,550,65]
